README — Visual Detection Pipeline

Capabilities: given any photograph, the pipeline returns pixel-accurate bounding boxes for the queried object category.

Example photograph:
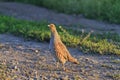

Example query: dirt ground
[0,2,120,80]
[0,34,120,80]
[0,2,120,34]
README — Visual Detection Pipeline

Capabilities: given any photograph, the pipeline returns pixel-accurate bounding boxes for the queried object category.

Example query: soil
[0,34,120,80]
[0,2,120,80]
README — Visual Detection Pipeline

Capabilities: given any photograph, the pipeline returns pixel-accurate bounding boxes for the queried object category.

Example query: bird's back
[48,23,79,64]
[54,36,79,64]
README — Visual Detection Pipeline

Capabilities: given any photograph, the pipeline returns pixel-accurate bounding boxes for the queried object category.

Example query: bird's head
[48,24,56,33]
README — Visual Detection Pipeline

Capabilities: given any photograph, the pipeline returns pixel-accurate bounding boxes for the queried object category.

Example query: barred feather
[48,24,79,66]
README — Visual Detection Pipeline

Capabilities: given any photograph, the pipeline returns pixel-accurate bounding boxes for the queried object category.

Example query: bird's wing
[54,41,79,64]
[54,41,69,61]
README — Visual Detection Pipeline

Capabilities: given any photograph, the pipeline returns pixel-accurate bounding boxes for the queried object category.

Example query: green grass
[0,15,120,55]
[8,0,120,24]
[111,59,120,64]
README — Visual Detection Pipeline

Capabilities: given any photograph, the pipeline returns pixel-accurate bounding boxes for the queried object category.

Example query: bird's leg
[62,63,70,72]
[56,62,59,68]
[62,63,66,71]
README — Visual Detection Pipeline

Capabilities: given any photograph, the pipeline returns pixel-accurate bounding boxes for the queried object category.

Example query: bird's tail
[68,55,79,64]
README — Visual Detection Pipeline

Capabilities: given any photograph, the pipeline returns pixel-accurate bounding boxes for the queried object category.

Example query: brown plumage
[48,24,79,70]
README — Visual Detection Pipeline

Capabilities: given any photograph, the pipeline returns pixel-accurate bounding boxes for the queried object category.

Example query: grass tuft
[0,15,120,55]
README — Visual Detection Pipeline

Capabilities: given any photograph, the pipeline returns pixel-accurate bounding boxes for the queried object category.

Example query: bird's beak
[48,25,50,27]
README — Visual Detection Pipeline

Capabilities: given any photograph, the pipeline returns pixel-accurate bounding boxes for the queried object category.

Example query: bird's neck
[51,30,60,40]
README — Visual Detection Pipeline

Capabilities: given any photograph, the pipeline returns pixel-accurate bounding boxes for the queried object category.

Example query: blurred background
[1,0,120,24]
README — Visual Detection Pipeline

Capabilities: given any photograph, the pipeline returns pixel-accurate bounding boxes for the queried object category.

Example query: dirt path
[0,34,120,80]
[0,2,120,34]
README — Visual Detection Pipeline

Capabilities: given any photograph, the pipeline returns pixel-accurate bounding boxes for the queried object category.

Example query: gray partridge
[48,24,79,70]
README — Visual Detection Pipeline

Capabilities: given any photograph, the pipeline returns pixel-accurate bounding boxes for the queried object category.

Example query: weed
[74,75,82,80]
[111,59,120,64]
[101,64,115,70]
[0,63,12,80]
[107,73,120,80]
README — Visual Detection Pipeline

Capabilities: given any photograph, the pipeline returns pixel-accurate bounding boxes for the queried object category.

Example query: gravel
[0,34,119,80]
